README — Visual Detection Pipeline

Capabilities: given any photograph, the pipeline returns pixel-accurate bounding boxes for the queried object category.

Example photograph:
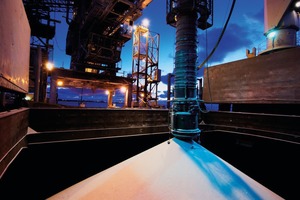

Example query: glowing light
[46,62,54,71]
[142,32,149,37]
[142,18,150,27]
[120,86,127,93]
[25,93,33,101]
[295,1,300,12]
[105,90,109,95]
[267,31,276,39]
[57,80,63,86]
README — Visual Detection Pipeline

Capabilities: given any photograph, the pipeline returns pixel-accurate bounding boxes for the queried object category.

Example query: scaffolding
[132,25,160,107]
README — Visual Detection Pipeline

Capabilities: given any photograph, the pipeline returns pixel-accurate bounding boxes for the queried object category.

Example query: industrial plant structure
[0,0,299,199]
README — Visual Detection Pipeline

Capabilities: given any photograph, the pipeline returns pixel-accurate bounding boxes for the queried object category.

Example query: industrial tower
[131,25,161,107]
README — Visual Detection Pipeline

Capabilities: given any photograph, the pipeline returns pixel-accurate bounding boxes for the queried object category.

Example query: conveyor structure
[66,0,152,75]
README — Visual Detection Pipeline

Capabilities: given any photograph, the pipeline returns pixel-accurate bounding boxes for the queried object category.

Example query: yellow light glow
[142,18,150,27]
[120,86,127,93]
[57,80,63,86]
[142,32,149,37]
[46,62,54,71]
[105,90,109,95]
[25,93,33,101]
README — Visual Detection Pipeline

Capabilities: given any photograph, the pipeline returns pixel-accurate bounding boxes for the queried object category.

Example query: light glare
[120,86,127,93]
[142,18,150,27]
[46,62,54,71]
[57,80,63,86]
[268,31,276,39]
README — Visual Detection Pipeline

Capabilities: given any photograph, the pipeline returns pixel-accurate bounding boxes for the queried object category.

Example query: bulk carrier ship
[0,0,299,199]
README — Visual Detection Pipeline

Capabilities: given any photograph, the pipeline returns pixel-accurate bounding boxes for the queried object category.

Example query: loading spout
[169,0,204,140]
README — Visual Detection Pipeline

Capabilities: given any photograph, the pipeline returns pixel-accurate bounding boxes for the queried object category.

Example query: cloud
[160,9,264,79]
[197,24,253,64]
[153,7,265,98]
[157,83,169,100]
[196,7,264,66]
[247,7,264,24]
[159,24,255,82]
[160,73,171,85]
[242,9,265,42]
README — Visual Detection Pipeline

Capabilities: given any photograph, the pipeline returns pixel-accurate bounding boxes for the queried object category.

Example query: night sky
[50,0,265,102]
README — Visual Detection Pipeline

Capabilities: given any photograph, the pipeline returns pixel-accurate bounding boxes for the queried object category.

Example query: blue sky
[121,0,265,75]
[51,0,265,102]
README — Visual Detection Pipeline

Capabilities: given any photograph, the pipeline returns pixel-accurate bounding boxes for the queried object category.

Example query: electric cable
[198,0,236,114]
[197,0,236,70]
[200,28,211,113]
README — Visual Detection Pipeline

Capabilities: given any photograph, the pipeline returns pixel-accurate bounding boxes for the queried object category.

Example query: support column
[124,84,132,108]
[107,90,114,108]
[170,0,200,140]
[167,73,173,109]
[49,76,57,104]
[34,46,42,102]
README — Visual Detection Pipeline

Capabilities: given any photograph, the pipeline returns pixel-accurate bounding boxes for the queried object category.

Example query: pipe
[65,0,71,25]
[170,0,200,140]
[34,46,42,102]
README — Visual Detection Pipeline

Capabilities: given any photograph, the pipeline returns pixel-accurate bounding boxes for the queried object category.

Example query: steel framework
[23,0,75,101]
[132,26,160,107]
[23,0,75,49]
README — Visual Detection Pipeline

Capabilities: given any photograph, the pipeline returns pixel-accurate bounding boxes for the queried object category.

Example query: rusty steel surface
[203,47,300,104]
[0,108,29,178]
[26,125,169,145]
[29,108,169,132]
[0,0,30,93]
[200,111,300,144]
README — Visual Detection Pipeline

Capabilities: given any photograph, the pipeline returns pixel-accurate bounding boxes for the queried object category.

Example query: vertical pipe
[136,32,141,105]
[124,87,129,107]
[198,78,203,99]
[170,0,200,140]
[127,84,132,108]
[49,76,57,104]
[167,73,173,109]
[34,46,42,102]
[107,90,113,107]
[144,32,149,105]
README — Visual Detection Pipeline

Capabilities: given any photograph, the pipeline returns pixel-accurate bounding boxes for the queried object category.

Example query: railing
[256,32,300,54]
